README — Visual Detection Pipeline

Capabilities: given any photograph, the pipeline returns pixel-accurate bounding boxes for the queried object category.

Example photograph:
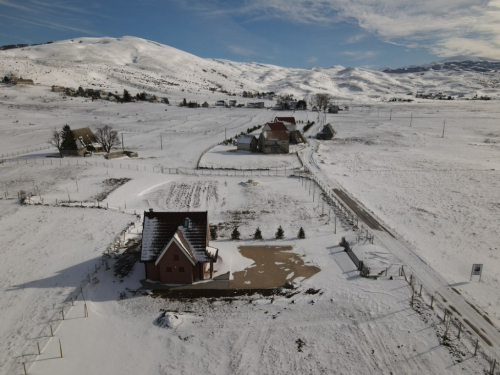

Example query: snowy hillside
[0,36,264,95]
[1,36,500,101]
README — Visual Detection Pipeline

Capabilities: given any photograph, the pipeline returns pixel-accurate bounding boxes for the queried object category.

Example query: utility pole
[410,113,412,127]
[225,128,227,141]
[121,133,124,152]
[390,109,392,120]
[160,133,163,150]
[441,120,446,138]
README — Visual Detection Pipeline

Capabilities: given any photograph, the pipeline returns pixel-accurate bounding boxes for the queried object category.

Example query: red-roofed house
[141,210,218,285]
[262,122,288,133]
[274,117,297,132]
[259,122,289,154]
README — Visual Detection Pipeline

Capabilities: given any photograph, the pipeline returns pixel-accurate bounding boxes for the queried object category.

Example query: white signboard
[470,264,483,281]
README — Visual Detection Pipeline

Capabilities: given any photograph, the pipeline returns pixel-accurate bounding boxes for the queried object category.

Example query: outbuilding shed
[237,134,258,151]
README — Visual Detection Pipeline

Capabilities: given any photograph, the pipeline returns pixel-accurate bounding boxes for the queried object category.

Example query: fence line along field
[1,83,500,374]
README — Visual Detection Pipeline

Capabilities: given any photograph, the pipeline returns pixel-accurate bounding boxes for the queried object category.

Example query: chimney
[149,208,153,212]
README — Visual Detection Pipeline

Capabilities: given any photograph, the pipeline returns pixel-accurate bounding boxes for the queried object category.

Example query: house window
[179,267,185,273]
[166,267,172,272]
[173,254,179,261]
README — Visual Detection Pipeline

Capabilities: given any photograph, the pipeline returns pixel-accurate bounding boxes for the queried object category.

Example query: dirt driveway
[231,246,320,289]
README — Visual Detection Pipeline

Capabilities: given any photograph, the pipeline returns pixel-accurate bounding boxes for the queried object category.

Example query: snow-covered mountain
[1,36,499,100]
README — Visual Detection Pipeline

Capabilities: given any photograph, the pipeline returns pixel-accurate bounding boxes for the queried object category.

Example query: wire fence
[401,267,499,374]
[12,216,141,375]
[297,151,499,373]
[1,145,52,158]
[0,155,302,178]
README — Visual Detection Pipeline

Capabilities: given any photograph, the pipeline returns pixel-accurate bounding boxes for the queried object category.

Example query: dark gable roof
[266,122,287,132]
[72,127,97,145]
[141,211,212,263]
[275,117,296,125]
[322,123,335,135]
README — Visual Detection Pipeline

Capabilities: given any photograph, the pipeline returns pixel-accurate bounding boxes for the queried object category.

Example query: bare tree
[95,125,120,153]
[310,93,331,112]
[48,128,64,157]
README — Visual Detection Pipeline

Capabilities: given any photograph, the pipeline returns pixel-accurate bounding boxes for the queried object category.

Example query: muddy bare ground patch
[231,246,320,289]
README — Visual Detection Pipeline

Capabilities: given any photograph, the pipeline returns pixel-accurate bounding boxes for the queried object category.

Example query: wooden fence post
[474,340,479,356]
[50,324,53,337]
[431,295,434,309]
[458,322,462,340]
[22,362,27,375]
[62,307,64,320]
[37,342,41,355]
[59,339,63,358]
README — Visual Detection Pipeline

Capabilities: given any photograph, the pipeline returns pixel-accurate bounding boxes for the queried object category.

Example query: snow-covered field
[199,144,303,170]
[313,101,500,325]
[1,79,499,373]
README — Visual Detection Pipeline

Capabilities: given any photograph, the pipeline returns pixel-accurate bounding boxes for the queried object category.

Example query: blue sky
[1,0,499,69]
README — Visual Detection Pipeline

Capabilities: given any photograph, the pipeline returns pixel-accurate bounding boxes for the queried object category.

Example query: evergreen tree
[253,227,263,240]
[275,225,284,239]
[61,124,76,150]
[3,76,9,83]
[210,226,218,241]
[298,227,305,239]
[123,89,132,102]
[182,98,187,106]
[231,226,241,240]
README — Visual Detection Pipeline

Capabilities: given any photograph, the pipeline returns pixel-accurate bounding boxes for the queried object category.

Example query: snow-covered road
[300,138,500,359]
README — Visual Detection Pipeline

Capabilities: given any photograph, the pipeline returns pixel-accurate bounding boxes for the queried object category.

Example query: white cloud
[228,45,255,56]
[345,33,366,44]
[307,56,318,63]
[223,0,500,59]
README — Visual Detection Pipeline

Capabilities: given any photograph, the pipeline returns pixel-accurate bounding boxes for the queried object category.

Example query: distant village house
[62,127,102,156]
[274,117,297,132]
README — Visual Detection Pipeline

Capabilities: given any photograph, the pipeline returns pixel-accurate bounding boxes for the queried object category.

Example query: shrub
[275,226,284,239]
[298,227,305,239]
[231,227,241,240]
[254,227,263,240]
[210,226,218,240]
[303,121,315,133]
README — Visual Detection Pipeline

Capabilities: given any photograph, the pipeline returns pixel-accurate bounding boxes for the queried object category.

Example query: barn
[316,123,336,140]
